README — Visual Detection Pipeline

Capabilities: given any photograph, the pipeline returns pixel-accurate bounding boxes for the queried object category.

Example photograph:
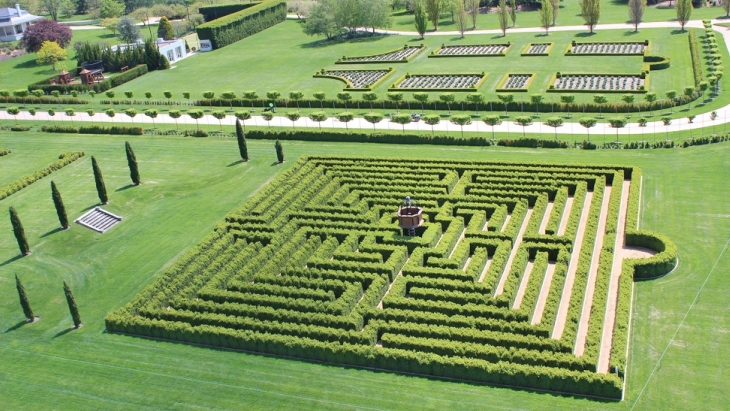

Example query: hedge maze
[106,157,677,399]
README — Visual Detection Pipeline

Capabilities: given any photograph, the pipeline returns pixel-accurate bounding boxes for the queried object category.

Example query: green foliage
[197,0,287,49]
[51,181,69,229]
[15,275,34,321]
[125,142,141,186]
[92,156,109,205]
[274,140,284,163]
[9,206,30,256]
[236,120,248,161]
[157,17,175,40]
[63,281,82,328]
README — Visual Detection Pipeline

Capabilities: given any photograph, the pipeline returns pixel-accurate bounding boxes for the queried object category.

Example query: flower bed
[550,73,647,93]
[521,43,553,56]
[337,45,423,64]
[567,41,648,55]
[390,73,487,91]
[314,69,394,91]
[429,43,510,57]
[496,74,535,92]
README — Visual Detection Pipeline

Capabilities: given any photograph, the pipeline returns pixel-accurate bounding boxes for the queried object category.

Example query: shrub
[196,0,287,49]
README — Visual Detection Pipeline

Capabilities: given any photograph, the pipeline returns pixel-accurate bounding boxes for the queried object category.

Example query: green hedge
[0,148,10,156]
[28,65,148,94]
[199,2,258,22]
[0,152,85,201]
[245,129,491,146]
[196,0,287,49]
[688,30,704,87]
[42,125,144,135]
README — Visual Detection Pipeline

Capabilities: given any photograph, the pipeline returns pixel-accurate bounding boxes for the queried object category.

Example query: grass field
[0,132,728,409]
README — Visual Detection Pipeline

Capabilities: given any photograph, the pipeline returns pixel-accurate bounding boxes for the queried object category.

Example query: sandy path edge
[557,197,574,236]
[539,202,554,235]
[495,209,534,296]
[597,180,631,372]
[552,192,593,339]
[531,263,557,325]
[574,186,613,356]
[512,260,534,309]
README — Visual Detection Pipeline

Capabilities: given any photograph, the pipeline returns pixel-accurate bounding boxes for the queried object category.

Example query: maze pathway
[106,156,660,399]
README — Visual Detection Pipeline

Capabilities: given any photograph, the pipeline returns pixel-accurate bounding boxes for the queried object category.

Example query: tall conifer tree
[9,207,30,255]
[15,275,35,321]
[91,156,108,204]
[236,120,248,161]
[51,181,69,229]
[125,142,141,185]
[275,140,284,163]
[63,281,82,328]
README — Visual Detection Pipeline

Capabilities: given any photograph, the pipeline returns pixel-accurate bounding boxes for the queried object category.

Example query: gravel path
[574,185,612,357]
[531,263,557,325]
[552,191,593,339]
[495,208,533,296]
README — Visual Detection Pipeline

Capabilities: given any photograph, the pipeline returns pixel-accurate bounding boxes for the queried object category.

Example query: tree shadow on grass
[574,32,597,38]
[116,184,135,192]
[40,227,64,238]
[227,160,244,167]
[0,254,24,267]
[4,320,27,333]
[52,327,74,339]
[271,161,282,166]
[300,33,392,49]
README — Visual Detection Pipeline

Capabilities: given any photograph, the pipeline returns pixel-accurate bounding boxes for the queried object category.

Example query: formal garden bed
[566,41,649,55]
[390,73,487,91]
[314,69,394,91]
[429,43,511,57]
[336,45,424,64]
[496,74,535,92]
[550,73,648,92]
[521,43,553,56]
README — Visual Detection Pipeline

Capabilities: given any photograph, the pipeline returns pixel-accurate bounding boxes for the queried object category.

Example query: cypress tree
[91,156,108,205]
[275,140,284,163]
[15,274,35,322]
[236,120,248,161]
[63,281,82,328]
[125,142,141,185]
[51,181,69,229]
[9,206,30,255]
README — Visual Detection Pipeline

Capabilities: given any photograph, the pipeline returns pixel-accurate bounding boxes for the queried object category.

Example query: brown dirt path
[551,192,593,339]
[558,197,574,236]
[539,202,554,235]
[531,263,556,325]
[512,260,534,309]
[495,209,533,296]
[574,185,612,356]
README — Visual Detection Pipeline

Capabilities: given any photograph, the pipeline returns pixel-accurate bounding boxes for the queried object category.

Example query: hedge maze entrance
[106,157,676,399]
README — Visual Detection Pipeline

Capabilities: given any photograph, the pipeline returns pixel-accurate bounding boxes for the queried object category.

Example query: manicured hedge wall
[0,152,85,201]
[245,129,492,146]
[196,0,287,49]
[199,2,257,22]
[28,65,148,94]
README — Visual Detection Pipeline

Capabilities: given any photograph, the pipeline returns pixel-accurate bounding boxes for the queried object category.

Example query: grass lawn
[0,132,728,409]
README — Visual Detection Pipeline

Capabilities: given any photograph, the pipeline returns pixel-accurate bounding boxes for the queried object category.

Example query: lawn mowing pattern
[0,152,85,201]
[106,156,675,399]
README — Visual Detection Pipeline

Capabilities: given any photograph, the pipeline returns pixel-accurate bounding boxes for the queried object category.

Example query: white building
[112,38,189,64]
[0,4,42,42]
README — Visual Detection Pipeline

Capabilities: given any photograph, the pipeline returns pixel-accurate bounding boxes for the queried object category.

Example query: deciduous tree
[19,19,72,52]
[497,0,509,36]
[676,0,692,31]
[414,0,428,39]
[425,0,442,30]
[628,0,645,32]
[581,0,600,34]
